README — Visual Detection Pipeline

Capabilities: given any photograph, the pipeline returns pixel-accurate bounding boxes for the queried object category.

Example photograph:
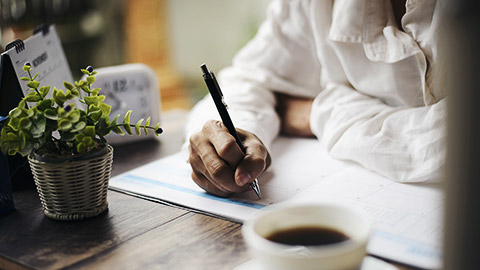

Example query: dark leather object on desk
[0,46,35,191]
[8,155,34,190]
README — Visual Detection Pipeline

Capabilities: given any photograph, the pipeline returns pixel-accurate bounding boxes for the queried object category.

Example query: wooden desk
[0,111,416,270]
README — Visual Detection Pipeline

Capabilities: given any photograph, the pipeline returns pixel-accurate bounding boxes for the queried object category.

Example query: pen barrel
[204,77,246,153]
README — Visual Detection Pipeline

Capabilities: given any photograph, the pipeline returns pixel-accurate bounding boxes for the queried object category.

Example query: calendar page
[2,25,73,98]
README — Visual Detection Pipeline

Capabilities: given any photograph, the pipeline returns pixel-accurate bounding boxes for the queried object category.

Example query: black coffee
[265,226,349,246]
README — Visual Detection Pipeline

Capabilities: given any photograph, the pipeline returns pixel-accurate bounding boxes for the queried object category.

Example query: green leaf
[81,69,89,75]
[111,114,120,125]
[77,142,86,153]
[88,110,102,122]
[58,119,72,131]
[74,133,84,142]
[22,65,31,72]
[8,118,20,131]
[36,99,53,111]
[123,110,133,135]
[96,116,110,136]
[26,108,36,117]
[18,130,26,149]
[27,80,40,89]
[9,108,22,118]
[65,90,74,100]
[33,73,39,80]
[82,136,93,146]
[19,118,31,129]
[85,126,95,137]
[110,114,124,135]
[86,75,96,84]
[61,132,76,141]
[135,118,144,135]
[84,96,98,106]
[6,132,18,141]
[53,88,68,106]
[63,81,74,90]
[25,92,41,102]
[144,117,151,135]
[99,103,111,117]
[71,121,86,132]
[18,99,26,110]
[112,125,125,136]
[88,104,101,112]
[17,141,33,157]
[91,88,101,95]
[30,115,46,137]
[20,77,30,81]
[71,89,81,98]
[44,108,59,120]
[39,86,50,99]
[68,110,81,123]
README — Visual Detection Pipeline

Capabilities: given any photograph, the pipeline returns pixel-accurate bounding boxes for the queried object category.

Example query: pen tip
[251,179,262,199]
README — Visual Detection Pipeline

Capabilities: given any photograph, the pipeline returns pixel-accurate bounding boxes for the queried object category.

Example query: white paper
[109,137,443,269]
[234,256,400,270]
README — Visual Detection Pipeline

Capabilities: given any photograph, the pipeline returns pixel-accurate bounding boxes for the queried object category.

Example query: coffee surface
[265,226,349,246]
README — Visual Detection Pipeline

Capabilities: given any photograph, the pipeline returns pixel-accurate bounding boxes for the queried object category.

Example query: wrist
[276,93,314,137]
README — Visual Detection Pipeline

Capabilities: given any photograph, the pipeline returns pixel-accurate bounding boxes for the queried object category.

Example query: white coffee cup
[242,203,372,270]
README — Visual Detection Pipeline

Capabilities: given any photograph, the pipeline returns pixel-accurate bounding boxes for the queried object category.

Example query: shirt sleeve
[310,82,446,183]
[183,0,321,153]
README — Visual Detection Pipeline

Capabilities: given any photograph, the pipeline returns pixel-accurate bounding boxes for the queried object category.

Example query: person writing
[184,0,446,197]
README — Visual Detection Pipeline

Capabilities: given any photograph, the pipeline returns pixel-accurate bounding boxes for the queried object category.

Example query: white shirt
[184,0,446,183]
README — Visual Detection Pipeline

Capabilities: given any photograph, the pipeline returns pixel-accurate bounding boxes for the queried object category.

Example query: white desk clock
[85,63,161,144]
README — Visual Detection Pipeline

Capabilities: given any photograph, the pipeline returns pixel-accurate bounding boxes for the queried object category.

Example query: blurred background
[0,0,271,111]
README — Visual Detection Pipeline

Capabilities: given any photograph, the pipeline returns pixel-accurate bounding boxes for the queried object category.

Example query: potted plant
[0,63,163,221]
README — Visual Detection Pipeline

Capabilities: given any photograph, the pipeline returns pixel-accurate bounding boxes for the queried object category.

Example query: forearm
[311,83,446,182]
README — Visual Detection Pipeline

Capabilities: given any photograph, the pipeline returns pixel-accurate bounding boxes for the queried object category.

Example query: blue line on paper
[116,174,266,209]
[372,230,441,260]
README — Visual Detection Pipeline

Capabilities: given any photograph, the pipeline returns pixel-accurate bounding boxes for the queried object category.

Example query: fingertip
[236,171,252,186]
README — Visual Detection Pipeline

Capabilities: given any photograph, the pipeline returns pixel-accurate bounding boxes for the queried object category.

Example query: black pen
[201,63,262,199]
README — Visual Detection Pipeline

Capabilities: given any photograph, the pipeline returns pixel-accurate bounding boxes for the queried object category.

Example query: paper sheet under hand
[109,137,442,269]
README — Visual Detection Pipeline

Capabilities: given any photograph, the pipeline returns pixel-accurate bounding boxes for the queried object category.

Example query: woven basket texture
[28,145,113,221]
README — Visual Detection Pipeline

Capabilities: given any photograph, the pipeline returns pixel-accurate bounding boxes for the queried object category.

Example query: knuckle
[204,120,222,132]
[217,139,238,158]
[189,132,202,146]
[248,154,267,169]
[209,162,229,180]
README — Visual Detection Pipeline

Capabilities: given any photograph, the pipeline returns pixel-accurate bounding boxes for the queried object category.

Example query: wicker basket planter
[28,145,113,221]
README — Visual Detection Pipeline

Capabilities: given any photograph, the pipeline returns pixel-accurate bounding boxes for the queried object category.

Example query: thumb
[234,153,267,187]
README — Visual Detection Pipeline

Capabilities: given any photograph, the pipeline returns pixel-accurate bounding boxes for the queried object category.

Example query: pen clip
[210,71,228,109]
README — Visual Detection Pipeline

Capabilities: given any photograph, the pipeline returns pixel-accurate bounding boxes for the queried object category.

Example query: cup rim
[242,202,372,258]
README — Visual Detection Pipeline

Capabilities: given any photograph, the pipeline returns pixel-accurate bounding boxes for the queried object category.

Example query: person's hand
[188,120,271,197]
[275,93,315,137]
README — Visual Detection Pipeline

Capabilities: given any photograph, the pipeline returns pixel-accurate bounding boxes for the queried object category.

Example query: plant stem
[27,70,43,100]
[111,123,158,130]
